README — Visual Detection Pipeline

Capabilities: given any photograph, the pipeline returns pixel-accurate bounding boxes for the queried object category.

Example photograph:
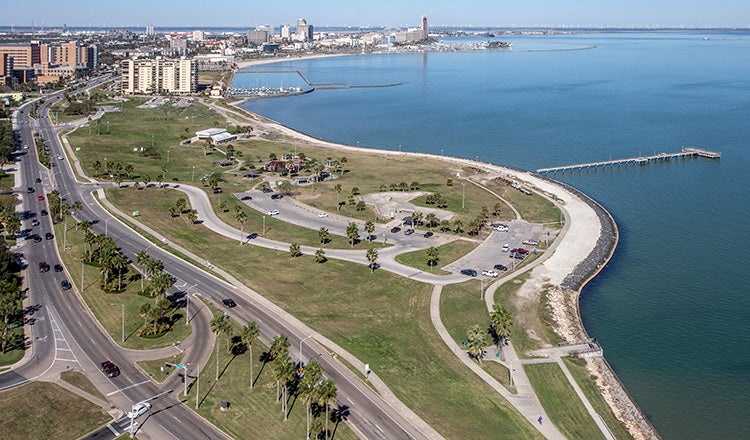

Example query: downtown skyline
[4,0,750,29]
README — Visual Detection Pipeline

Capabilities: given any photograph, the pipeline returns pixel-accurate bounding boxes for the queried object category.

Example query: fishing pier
[535,147,721,174]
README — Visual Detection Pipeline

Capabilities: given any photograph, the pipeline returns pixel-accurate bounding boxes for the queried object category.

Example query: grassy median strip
[395,239,478,274]
[0,381,110,440]
[109,187,542,439]
[60,370,107,401]
[53,221,192,350]
[525,363,605,440]
[563,356,634,440]
[137,353,186,383]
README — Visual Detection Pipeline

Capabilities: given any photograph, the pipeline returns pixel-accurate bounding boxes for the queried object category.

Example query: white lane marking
[105,380,151,396]
[106,424,121,436]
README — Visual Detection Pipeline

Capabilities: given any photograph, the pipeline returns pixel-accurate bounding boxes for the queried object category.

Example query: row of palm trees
[80,227,129,292]
[209,316,339,440]
[465,304,514,365]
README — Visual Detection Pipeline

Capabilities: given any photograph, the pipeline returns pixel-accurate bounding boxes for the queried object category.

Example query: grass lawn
[395,239,478,274]
[0,327,24,367]
[108,190,542,439]
[525,363,605,440]
[563,357,634,440]
[441,280,491,345]
[192,300,358,440]
[54,221,192,350]
[483,178,562,224]
[60,370,107,400]
[0,381,110,440]
[482,360,516,393]
[137,352,186,383]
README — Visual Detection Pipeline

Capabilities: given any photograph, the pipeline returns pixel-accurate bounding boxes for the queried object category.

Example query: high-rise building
[421,15,429,40]
[295,18,313,42]
[280,24,291,40]
[192,30,205,41]
[247,29,270,45]
[146,25,155,36]
[121,57,198,94]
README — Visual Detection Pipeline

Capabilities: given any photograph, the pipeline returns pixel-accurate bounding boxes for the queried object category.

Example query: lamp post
[105,217,112,236]
[59,192,70,221]
[191,166,195,182]
[111,303,124,343]
[186,284,197,326]
[76,258,84,291]
[262,215,266,235]
[299,335,313,363]
[195,363,201,409]
[461,183,465,209]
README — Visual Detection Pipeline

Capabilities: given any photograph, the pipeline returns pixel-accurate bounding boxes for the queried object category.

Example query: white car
[57,155,64,160]
[494,225,508,232]
[501,244,510,252]
[318,212,328,218]
[482,269,499,278]
[127,402,151,419]
[523,239,539,246]
[267,209,279,216]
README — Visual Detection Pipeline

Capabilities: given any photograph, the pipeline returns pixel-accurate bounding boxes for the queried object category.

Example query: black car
[494,264,508,271]
[45,232,54,240]
[33,235,42,243]
[222,298,237,308]
[390,226,401,233]
[423,231,434,238]
[27,187,34,193]
[54,264,63,272]
[35,177,42,183]
[404,229,414,235]
[39,262,50,272]
[240,195,252,201]
[40,209,48,216]
[60,279,71,290]
[262,187,273,193]
[101,360,120,378]
[270,193,283,200]
[460,269,478,277]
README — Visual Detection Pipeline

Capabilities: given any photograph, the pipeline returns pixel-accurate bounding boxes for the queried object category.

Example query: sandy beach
[213,86,658,439]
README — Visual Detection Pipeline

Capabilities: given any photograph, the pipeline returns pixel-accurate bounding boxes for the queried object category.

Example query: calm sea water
[237,32,750,439]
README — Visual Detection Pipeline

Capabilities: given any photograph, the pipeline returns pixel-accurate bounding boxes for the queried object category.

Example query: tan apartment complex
[121,57,198,94]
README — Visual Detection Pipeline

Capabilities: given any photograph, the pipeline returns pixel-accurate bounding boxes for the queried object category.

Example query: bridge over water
[535,147,720,174]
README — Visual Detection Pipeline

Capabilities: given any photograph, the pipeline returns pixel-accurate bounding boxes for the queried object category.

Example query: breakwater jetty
[536,147,720,174]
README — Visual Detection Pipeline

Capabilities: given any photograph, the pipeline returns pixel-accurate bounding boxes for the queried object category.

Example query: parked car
[494,264,508,271]
[35,177,42,183]
[101,360,120,378]
[482,269,499,278]
[460,269,477,277]
[222,298,237,308]
[127,402,151,419]
[523,239,539,246]
[45,232,54,240]
[40,209,48,216]
[261,187,273,193]
[270,193,283,200]
[54,264,63,272]
[37,195,45,201]
[510,252,526,260]
[240,195,252,201]
[510,248,529,255]
[33,235,42,243]
[423,231,433,238]
[27,187,34,193]
[267,209,279,216]
[318,212,328,218]
[60,279,71,290]
[31,219,40,226]
[390,226,401,233]
[57,155,63,160]
[404,228,414,235]
[501,244,510,252]
[39,262,50,272]
[494,225,509,232]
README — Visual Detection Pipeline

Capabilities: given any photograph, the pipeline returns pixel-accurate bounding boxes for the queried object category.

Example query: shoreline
[221,78,657,439]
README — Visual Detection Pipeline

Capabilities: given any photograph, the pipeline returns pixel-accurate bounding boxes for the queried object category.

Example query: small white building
[196,128,226,139]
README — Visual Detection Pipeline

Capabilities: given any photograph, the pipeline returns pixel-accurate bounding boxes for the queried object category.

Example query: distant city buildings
[121,56,198,94]
[192,30,205,41]
[0,40,98,84]
[394,15,429,43]
[295,18,314,42]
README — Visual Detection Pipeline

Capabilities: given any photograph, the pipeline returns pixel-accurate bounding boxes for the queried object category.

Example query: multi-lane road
[1,78,433,439]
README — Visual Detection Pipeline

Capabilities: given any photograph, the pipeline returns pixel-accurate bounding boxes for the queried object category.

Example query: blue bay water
[237,32,750,439]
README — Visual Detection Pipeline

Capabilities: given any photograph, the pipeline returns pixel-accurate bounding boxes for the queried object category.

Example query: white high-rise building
[281,24,291,40]
[295,18,313,42]
[192,30,205,41]
[121,56,197,94]
[145,25,155,36]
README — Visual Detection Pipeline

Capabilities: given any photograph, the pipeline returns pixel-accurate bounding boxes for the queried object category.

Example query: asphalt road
[2,78,432,439]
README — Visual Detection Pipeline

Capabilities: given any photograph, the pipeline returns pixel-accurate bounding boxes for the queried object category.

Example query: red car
[101,360,120,378]
[37,195,45,201]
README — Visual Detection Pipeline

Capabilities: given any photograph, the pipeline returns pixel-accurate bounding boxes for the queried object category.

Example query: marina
[535,147,721,174]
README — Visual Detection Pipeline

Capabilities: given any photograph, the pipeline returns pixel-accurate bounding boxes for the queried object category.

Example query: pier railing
[536,146,720,174]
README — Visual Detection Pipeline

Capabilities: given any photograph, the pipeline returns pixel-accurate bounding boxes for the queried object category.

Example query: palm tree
[136,251,149,291]
[317,379,337,439]
[425,213,438,230]
[364,221,375,241]
[289,242,301,257]
[300,361,323,439]
[346,222,358,247]
[273,356,295,419]
[490,304,513,346]
[426,246,439,269]
[465,324,490,365]
[110,252,129,291]
[92,160,102,176]
[314,248,326,263]
[318,227,329,245]
[186,209,198,224]
[268,334,290,361]
[366,248,378,272]
[333,184,342,208]
[175,198,188,214]
[240,322,260,389]
[148,271,174,300]
[211,315,232,380]
[235,210,247,245]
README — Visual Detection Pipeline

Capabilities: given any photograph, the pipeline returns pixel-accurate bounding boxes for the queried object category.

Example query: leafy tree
[446,178,453,186]
[410,181,419,190]
[351,187,360,195]
[346,222,358,247]
[356,200,366,211]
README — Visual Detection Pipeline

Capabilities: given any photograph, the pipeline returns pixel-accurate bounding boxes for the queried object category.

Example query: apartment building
[121,57,198,94]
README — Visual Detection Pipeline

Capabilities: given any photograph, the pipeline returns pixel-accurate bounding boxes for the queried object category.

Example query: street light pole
[195,363,201,409]
[105,218,112,236]
[262,215,266,235]
[111,303,124,343]
[186,284,197,326]
[299,335,313,363]
[461,183,465,209]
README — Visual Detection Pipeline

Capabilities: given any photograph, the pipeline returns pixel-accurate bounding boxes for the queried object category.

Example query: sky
[5,0,749,29]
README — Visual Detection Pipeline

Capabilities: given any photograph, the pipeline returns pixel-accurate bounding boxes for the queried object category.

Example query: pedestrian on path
[538,415,543,424]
